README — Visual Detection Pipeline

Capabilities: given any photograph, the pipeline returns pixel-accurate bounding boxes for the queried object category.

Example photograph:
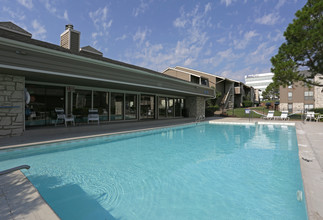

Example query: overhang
[0,37,214,98]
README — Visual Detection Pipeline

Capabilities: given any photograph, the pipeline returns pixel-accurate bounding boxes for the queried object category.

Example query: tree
[262,82,280,100]
[271,0,323,87]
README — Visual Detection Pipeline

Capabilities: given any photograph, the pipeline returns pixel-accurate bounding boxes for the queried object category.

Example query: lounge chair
[55,108,75,127]
[304,111,315,121]
[263,110,275,120]
[316,114,323,122]
[279,111,290,120]
[88,109,100,125]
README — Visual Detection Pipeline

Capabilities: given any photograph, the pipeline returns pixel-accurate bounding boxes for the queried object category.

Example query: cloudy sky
[1,0,306,82]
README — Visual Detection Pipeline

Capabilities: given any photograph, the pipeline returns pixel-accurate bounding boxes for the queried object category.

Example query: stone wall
[293,103,304,112]
[0,74,25,138]
[315,74,323,108]
[279,103,288,112]
[186,96,205,118]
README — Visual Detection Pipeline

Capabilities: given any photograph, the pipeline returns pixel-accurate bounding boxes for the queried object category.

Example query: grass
[225,107,302,120]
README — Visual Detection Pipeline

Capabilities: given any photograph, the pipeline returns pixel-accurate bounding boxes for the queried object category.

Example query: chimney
[60,24,80,53]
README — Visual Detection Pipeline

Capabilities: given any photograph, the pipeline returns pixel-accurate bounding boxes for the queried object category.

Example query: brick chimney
[60,24,80,53]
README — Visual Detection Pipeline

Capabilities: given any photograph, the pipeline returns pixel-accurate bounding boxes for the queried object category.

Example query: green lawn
[226,107,279,118]
[225,107,303,120]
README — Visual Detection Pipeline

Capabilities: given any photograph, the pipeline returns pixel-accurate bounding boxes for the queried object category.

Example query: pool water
[0,123,307,219]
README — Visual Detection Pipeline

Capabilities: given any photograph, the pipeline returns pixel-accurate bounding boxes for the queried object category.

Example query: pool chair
[316,114,323,122]
[55,108,75,127]
[263,110,275,120]
[88,109,100,125]
[304,111,315,121]
[279,111,290,120]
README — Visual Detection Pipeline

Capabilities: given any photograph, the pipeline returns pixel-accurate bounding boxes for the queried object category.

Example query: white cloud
[220,0,236,7]
[116,34,127,41]
[133,28,150,45]
[40,0,69,21]
[125,3,213,71]
[275,0,287,9]
[133,0,152,17]
[17,0,33,9]
[205,3,212,13]
[31,19,46,40]
[89,6,113,48]
[247,42,276,64]
[233,30,258,49]
[255,13,280,25]
[2,6,26,20]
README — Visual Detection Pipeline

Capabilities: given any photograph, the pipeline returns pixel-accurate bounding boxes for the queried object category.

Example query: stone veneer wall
[315,74,323,108]
[186,96,205,118]
[0,74,25,138]
[279,103,288,112]
[293,103,304,112]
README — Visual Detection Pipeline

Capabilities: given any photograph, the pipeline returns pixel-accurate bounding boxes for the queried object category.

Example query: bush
[242,100,253,107]
[205,105,219,117]
[313,108,323,114]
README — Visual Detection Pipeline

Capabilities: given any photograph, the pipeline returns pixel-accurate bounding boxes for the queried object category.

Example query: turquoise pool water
[0,123,307,219]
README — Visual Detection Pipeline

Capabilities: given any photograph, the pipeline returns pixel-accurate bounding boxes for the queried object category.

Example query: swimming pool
[0,123,307,219]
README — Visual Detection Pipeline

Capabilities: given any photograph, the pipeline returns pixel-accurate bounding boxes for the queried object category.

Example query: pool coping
[0,170,60,219]
[0,118,322,219]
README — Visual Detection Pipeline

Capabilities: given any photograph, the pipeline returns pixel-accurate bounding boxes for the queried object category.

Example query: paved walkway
[0,117,322,220]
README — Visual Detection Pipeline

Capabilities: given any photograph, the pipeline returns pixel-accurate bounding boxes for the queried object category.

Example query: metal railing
[0,165,30,176]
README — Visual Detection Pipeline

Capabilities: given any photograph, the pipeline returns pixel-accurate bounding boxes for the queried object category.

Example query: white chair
[55,108,75,127]
[316,114,323,122]
[263,110,275,120]
[279,111,290,120]
[88,109,100,125]
[304,111,315,121]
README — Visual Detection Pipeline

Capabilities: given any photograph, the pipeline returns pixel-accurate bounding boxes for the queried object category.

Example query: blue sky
[1,0,306,82]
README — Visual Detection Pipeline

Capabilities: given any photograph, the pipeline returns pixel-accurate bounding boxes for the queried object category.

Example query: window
[125,94,137,120]
[158,97,166,118]
[201,77,209,87]
[190,75,200,84]
[25,84,65,126]
[288,103,293,113]
[304,91,314,100]
[93,91,109,122]
[73,89,92,122]
[288,92,292,101]
[140,95,155,119]
[167,98,174,117]
[174,98,184,117]
[288,84,293,89]
[111,93,124,120]
[304,104,314,111]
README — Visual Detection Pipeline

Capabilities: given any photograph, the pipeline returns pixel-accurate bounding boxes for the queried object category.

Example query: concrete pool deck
[0,117,322,219]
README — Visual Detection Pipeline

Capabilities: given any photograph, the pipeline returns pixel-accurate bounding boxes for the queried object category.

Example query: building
[163,66,257,110]
[0,22,214,138]
[244,73,274,100]
[279,71,323,113]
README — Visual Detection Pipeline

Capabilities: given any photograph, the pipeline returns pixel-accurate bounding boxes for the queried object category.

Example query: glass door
[140,95,155,119]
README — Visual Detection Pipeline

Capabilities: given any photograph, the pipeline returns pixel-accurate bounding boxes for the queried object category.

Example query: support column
[0,74,25,138]
[186,96,205,118]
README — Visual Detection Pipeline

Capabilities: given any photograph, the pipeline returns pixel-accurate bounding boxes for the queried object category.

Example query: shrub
[242,100,253,107]
[205,105,219,117]
[313,108,323,114]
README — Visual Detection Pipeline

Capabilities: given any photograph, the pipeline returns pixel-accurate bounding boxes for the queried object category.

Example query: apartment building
[280,71,323,112]
[163,66,257,110]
